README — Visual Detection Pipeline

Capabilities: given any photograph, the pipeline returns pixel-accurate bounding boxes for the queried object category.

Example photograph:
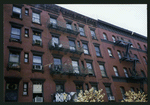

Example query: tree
[121,90,147,102]
[74,87,105,102]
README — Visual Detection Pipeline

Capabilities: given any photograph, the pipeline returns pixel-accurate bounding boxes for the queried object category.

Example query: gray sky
[56,4,147,37]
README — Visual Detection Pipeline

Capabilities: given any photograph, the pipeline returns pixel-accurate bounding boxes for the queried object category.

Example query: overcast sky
[56,4,147,37]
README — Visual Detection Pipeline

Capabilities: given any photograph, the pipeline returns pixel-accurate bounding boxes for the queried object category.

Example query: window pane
[33,84,42,93]
[83,44,87,49]
[13,6,21,13]
[69,40,75,46]
[95,47,99,52]
[112,36,116,42]
[96,52,100,56]
[33,35,41,40]
[84,49,89,54]
[9,53,19,62]
[50,18,57,24]
[33,13,39,18]
[72,61,79,73]
[54,58,61,65]
[86,63,92,69]
[33,56,41,64]
[11,27,20,35]
[56,85,63,92]
[79,27,84,31]
[52,37,59,44]
[66,23,72,29]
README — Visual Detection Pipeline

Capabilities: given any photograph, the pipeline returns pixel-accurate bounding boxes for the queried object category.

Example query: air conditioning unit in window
[34,39,42,45]
[33,65,43,70]
[35,97,43,102]
[108,96,115,101]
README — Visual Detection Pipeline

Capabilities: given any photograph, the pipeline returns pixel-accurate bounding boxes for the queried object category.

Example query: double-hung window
[33,55,42,66]
[25,8,29,16]
[86,62,94,75]
[95,46,101,57]
[144,45,147,51]
[33,31,42,45]
[33,83,43,102]
[143,56,147,64]
[54,58,61,71]
[120,87,126,99]
[108,48,113,57]
[11,27,21,41]
[23,83,28,95]
[56,84,64,93]
[99,64,107,77]
[9,52,20,63]
[76,84,83,95]
[83,43,89,54]
[117,51,122,59]
[113,66,119,76]
[79,26,85,36]
[137,43,141,49]
[50,17,57,28]
[72,61,79,74]
[69,40,76,52]
[32,12,40,24]
[123,68,128,78]
[103,33,107,40]
[52,36,59,47]
[24,53,29,63]
[90,30,97,39]
[25,28,29,38]
[112,36,116,42]
[66,23,72,30]
[105,86,113,99]
[12,6,21,18]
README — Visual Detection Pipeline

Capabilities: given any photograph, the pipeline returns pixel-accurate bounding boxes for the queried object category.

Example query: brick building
[3,4,147,102]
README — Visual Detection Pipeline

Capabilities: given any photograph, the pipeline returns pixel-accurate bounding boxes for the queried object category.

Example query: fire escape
[114,36,147,90]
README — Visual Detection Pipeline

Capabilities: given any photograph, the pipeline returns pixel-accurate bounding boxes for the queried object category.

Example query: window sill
[110,56,115,59]
[32,44,43,48]
[7,67,21,72]
[32,69,44,73]
[9,39,22,44]
[32,22,42,26]
[97,56,103,58]
[92,38,98,41]
[11,15,23,20]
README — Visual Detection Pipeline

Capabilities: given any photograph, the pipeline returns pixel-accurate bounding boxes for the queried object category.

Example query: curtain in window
[13,7,21,13]
[9,53,19,62]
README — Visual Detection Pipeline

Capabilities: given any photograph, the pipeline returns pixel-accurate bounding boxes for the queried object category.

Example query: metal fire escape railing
[114,36,147,89]
[47,20,80,36]
[49,64,89,77]
[48,40,84,55]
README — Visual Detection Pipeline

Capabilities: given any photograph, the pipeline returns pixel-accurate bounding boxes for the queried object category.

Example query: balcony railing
[47,20,80,36]
[7,62,21,70]
[49,64,88,77]
[114,36,132,47]
[120,53,139,62]
[48,40,84,55]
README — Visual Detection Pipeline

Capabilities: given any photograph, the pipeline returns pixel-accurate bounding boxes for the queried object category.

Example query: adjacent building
[3,4,147,102]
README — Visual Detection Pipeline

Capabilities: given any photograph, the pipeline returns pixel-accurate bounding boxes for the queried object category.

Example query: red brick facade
[3,4,147,102]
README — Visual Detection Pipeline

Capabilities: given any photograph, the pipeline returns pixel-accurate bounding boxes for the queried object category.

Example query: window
[85,84,89,90]
[66,23,72,30]
[25,29,29,37]
[69,40,76,52]
[144,45,147,51]
[50,17,57,25]
[25,8,29,16]
[9,51,20,63]
[86,62,94,75]
[137,43,141,49]
[90,30,97,39]
[79,26,85,36]
[32,12,40,24]
[81,61,84,68]
[99,64,107,77]
[91,85,98,92]
[72,60,79,74]
[12,6,21,18]
[95,46,101,57]
[105,86,112,98]
[33,55,42,66]
[54,58,61,65]
[120,87,126,99]
[107,48,113,57]
[33,31,42,45]
[76,84,83,95]
[33,83,43,102]
[117,51,122,59]
[143,56,147,64]
[82,43,89,54]
[141,70,146,77]
[140,88,144,93]
[112,36,116,42]
[130,87,134,92]
[56,84,64,93]
[113,66,119,76]
[77,41,80,47]
[24,53,29,63]
[123,68,128,78]
[103,33,107,40]
[11,27,21,41]
[74,24,77,31]
[23,83,28,95]
[52,36,59,47]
